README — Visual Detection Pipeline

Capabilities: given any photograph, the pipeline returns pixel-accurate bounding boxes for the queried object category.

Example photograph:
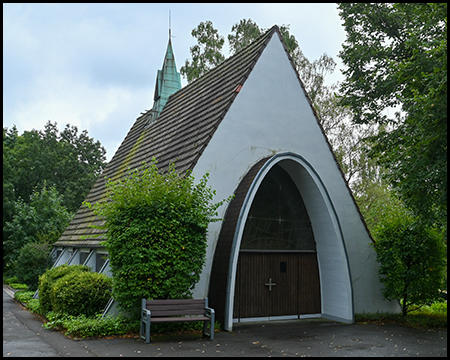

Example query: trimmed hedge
[38,264,90,315]
[51,271,112,317]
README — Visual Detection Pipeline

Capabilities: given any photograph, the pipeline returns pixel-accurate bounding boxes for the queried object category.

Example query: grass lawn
[355,301,447,330]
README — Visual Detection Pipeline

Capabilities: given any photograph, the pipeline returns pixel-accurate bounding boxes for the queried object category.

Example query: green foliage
[228,18,262,54]
[14,290,35,303]
[15,242,54,291]
[13,290,41,314]
[3,121,106,216]
[87,159,231,315]
[3,184,73,266]
[50,271,112,317]
[356,300,447,329]
[337,3,447,230]
[26,298,41,314]
[3,121,107,271]
[4,276,18,285]
[3,126,18,234]
[43,311,141,338]
[38,264,90,315]
[356,187,404,235]
[9,283,28,290]
[180,21,226,82]
[372,211,446,316]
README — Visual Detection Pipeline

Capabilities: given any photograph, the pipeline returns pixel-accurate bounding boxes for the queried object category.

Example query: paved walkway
[3,287,447,357]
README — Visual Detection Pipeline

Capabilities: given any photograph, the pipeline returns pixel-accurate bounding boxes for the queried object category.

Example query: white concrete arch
[224,152,354,331]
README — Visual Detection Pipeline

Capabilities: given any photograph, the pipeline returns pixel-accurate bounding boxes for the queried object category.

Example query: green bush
[356,302,447,330]
[38,264,90,315]
[3,184,73,266]
[50,271,112,317]
[4,276,18,285]
[43,312,139,338]
[13,290,41,314]
[372,213,446,316]
[15,242,54,291]
[9,283,28,290]
[87,160,231,314]
[26,299,41,313]
[14,290,35,303]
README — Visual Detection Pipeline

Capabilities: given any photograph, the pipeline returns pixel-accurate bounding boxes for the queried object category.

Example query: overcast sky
[3,3,347,161]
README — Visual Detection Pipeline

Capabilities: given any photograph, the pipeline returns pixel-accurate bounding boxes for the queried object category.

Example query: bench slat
[150,310,206,317]
[147,303,205,310]
[150,316,210,323]
[148,305,205,312]
[146,299,205,306]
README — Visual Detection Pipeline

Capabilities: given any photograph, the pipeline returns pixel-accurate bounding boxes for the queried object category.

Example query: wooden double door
[233,251,321,319]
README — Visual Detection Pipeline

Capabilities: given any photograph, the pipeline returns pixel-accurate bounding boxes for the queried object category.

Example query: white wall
[192,32,400,328]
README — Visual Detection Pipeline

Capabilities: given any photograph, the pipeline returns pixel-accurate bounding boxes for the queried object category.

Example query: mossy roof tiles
[54,25,283,247]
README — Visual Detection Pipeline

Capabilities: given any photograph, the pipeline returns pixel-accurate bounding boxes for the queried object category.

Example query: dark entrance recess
[234,164,321,320]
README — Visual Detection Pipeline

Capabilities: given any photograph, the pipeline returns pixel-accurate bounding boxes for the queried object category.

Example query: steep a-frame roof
[54,25,287,247]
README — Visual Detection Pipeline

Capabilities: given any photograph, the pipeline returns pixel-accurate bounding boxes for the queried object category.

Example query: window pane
[80,251,89,265]
[96,253,108,272]
[241,164,316,251]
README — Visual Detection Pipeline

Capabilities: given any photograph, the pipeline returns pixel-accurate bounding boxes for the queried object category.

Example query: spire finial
[169,9,171,39]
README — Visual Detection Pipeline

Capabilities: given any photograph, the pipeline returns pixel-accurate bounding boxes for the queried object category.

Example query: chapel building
[52,25,401,330]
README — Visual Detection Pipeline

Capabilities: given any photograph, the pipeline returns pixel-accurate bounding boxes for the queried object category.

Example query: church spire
[149,11,181,121]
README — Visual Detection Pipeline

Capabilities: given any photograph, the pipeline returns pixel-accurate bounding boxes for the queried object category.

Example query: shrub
[4,276,18,285]
[372,213,446,316]
[87,160,231,314]
[15,242,54,291]
[44,312,140,338]
[10,283,28,290]
[50,271,112,317]
[26,299,41,313]
[3,184,73,266]
[38,264,90,315]
[14,290,35,303]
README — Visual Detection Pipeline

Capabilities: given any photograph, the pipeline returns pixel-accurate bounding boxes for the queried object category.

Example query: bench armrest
[205,307,215,318]
[142,308,151,320]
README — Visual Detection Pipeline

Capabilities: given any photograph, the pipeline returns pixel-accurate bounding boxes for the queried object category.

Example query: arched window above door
[240,164,316,251]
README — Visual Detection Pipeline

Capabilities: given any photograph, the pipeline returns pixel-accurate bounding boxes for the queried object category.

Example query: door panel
[234,252,320,319]
[298,253,321,314]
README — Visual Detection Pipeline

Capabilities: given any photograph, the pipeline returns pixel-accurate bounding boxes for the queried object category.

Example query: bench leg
[140,319,151,343]
[209,311,215,340]
[145,319,151,343]
[203,315,215,340]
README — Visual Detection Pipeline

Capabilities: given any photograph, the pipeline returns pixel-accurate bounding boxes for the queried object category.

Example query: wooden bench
[140,298,215,343]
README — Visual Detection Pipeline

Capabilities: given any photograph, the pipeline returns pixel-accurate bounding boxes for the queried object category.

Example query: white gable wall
[193,32,400,328]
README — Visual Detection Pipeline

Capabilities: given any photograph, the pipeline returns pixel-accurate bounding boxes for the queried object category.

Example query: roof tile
[55,26,281,246]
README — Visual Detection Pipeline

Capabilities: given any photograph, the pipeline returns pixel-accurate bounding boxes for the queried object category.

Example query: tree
[3,121,107,267]
[3,121,107,216]
[372,207,446,316]
[228,18,262,54]
[180,21,226,82]
[87,159,232,315]
[3,183,73,268]
[15,242,54,291]
[3,126,19,231]
[337,3,447,230]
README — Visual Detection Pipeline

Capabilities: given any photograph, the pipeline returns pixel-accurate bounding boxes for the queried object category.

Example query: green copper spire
[150,37,182,120]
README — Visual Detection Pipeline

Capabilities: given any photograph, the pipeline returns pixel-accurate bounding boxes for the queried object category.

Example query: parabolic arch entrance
[209,153,354,331]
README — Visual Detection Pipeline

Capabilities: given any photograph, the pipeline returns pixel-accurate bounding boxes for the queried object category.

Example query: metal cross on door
[265,278,276,291]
